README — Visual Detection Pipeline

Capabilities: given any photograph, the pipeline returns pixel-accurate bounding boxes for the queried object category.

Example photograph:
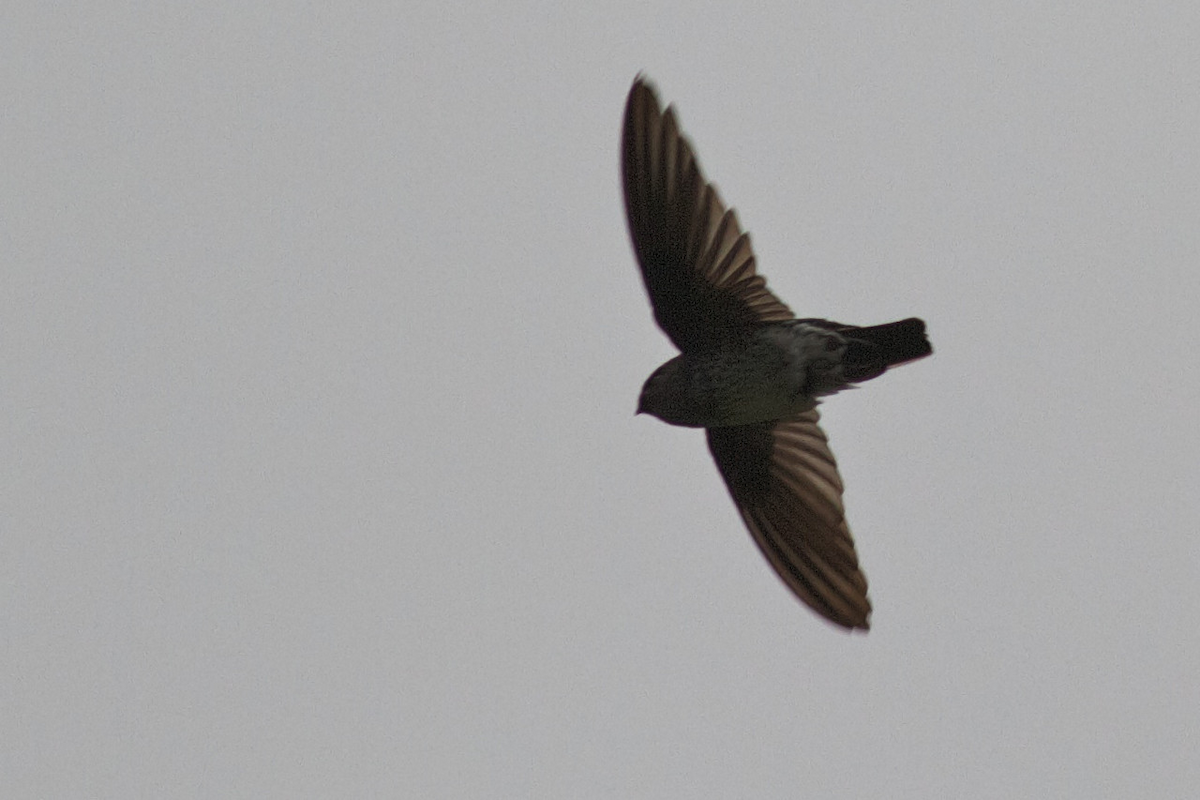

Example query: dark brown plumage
[621,76,932,630]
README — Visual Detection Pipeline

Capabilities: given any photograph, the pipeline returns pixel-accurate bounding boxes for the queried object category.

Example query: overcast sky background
[4,2,1199,797]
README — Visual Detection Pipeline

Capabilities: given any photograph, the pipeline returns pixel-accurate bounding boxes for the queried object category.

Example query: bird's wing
[706,409,871,630]
[622,77,793,353]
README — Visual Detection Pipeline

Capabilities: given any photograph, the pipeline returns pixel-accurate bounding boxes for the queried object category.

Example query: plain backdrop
[3,2,1198,797]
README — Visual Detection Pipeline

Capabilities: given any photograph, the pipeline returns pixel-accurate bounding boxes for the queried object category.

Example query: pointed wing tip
[840,613,872,632]
[627,75,658,107]
[812,602,870,631]
[814,596,872,631]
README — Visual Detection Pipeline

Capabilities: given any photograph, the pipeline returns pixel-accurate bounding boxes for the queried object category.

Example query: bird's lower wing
[706,410,871,630]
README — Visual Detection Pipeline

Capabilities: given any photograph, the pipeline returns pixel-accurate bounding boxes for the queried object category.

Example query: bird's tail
[842,318,932,382]
[853,318,932,367]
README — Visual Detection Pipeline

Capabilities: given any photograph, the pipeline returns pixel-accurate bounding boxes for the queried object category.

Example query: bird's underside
[638,317,931,429]
[621,76,932,630]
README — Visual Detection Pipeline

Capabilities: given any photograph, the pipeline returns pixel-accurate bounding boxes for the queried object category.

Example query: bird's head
[637,356,703,427]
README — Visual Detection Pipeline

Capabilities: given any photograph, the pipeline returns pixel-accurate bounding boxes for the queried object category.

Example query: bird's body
[639,318,929,428]
[621,76,932,630]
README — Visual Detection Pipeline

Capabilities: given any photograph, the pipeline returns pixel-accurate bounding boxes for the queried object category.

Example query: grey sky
[4,2,1198,797]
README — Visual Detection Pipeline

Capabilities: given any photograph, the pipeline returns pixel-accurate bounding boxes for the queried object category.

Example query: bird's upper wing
[706,409,871,630]
[622,78,793,353]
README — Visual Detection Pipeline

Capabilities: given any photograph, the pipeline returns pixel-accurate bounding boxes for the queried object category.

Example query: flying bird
[621,77,932,630]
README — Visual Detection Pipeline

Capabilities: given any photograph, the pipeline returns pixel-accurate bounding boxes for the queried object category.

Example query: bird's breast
[679,331,820,426]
